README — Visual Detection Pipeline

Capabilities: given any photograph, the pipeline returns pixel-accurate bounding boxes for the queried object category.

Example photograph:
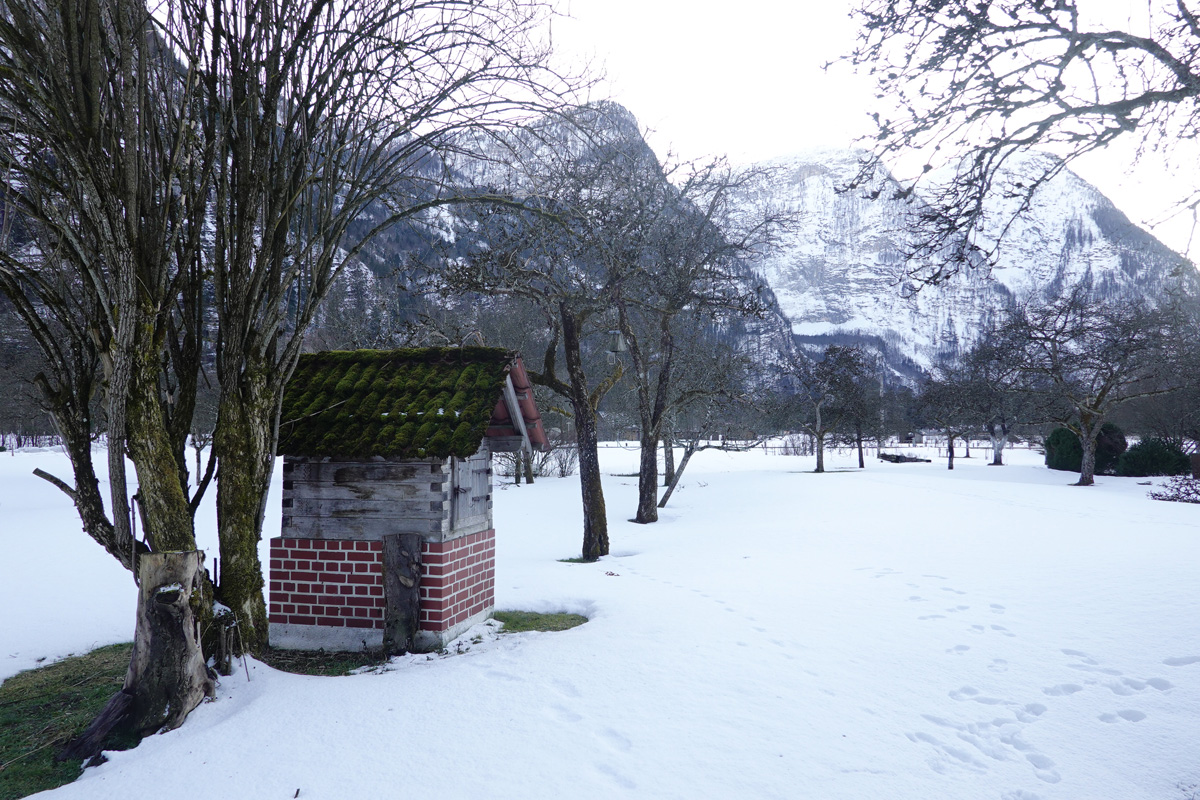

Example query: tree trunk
[659,442,697,508]
[855,423,865,469]
[947,433,955,470]
[562,309,608,560]
[125,348,197,552]
[662,432,676,487]
[815,431,826,473]
[990,434,1006,466]
[523,449,535,484]
[1077,419,1099,486]
[635,433,659,523]
[382,534,422,655]
[213,375,274,653]
[62,551,215,761]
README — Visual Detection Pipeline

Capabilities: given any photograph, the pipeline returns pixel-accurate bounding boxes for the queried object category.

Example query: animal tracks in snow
[897,579,1179,793]
[908,710,1061,784]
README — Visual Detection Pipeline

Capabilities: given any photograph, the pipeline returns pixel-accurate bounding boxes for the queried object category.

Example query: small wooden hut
[268,347,547,653]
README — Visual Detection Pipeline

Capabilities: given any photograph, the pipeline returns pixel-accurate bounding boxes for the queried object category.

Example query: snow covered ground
[2,443,1199,799]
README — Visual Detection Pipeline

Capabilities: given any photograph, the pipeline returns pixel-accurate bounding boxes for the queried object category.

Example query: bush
[1095,423,1128,474]
[1045,427,1081,472]
[1116,438,1191,477]
[1149,475,1200,504]
[1044,423,1126,474]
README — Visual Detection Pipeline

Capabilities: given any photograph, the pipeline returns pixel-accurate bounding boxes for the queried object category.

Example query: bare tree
[180,0,576,649]
[614,160,783,523]
[441,104,651,561]
[919,362,977,470]
[0,0,212,567]
[846,0,1200,279]
[779,345,871,473]
[960,328,1038,466]
[999,285,1182,485]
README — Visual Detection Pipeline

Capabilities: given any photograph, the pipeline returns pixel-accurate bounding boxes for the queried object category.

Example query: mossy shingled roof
[277,347,513,459]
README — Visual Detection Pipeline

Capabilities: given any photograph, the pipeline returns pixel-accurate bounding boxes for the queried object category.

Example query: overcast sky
[553,0,1200,259]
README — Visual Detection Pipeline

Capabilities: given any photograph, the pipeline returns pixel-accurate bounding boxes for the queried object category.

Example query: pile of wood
[878,453,933,464]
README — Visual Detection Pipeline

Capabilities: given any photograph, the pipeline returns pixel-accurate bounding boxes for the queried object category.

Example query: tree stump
[61,551,215,761]
[382,533,422,655]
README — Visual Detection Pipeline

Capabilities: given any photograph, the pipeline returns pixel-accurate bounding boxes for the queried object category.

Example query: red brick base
[268,539,385,630]
[419,530,496,632]
[268,529,495,639]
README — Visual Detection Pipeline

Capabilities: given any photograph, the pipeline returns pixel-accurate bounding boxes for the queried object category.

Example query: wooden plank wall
[282,458,451,540]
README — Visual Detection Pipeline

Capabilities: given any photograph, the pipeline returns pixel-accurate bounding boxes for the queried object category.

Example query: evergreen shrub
[1095,423,1127,474]
[1044,427,1081,472]
[1044,423,1127,474]
[1116,438,1191,477]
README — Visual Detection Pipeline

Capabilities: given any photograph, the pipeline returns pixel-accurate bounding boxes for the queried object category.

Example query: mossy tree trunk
[213,367,276,654]
[125,335,198,552]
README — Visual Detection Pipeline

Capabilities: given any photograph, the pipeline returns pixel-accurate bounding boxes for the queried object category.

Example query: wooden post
[382,533,422,655]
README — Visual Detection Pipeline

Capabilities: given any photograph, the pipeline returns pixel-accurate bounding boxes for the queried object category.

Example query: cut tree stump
[61,551,215,761]
[382,533,422,655]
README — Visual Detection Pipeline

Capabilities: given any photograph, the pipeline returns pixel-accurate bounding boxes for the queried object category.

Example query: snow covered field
[2,443,1199,799]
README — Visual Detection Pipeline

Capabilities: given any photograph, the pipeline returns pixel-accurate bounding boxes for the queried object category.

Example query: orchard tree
[613,160,785,523]
[441,104,650,561]
[1000,285,1182,485]
[919,362,977,470]
[779,345,871,473]
[960,330,1036,466]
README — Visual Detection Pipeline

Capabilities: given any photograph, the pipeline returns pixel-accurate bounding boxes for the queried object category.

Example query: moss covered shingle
[278,347,512,459]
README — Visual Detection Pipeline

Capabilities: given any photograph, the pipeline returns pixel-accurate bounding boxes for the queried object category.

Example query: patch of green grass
[492,611,588,633]
[0,643,133,800]
[556,556,593,563]
[257,647,383,677]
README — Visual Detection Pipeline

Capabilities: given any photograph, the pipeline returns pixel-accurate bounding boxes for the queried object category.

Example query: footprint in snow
[1042,684,1083,696]
[601,727,633,752]
[1061,648,1098,665]
[1164,655,1200,667]
[1107,678,1146,696]
[1098,710,1146,723]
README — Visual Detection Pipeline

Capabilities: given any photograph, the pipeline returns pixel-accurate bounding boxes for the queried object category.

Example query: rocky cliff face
[746,148,1199,376]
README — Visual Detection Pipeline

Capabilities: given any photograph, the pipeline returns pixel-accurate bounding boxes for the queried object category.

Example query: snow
[2,443,1199,799]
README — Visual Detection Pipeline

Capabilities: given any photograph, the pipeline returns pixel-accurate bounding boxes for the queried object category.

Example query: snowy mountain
[746,148,1200,376]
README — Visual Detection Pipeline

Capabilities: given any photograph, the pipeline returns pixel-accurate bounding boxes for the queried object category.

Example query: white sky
[552,0,1200,259]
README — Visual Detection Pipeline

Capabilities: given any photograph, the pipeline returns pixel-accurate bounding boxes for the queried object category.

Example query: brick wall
[420,529,495,632]
[268,530,496,637]
[269,538,385,630]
